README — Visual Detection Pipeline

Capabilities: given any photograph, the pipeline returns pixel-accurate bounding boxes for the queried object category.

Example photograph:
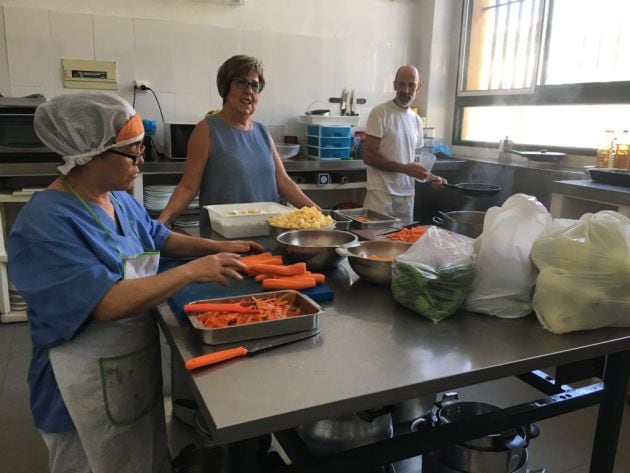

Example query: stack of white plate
[143,185,199,212]
[8,280,27,312]
[173,213,200,229]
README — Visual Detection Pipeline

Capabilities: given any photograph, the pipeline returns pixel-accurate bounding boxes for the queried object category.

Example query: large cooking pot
[296,406,394,456]
[432,211,486,238]
[412,394,539,473]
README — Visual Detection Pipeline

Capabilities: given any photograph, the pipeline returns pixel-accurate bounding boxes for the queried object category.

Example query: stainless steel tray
[322,209,352,231]
[335,208,399,229]
[186,290,321,345]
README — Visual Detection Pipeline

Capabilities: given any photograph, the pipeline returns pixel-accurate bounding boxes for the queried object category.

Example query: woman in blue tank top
[158,55,315,235]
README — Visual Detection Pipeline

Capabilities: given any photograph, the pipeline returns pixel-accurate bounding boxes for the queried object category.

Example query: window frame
[453,0,630,154]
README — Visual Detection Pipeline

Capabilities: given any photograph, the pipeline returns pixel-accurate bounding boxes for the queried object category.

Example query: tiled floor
[1,321,628,473]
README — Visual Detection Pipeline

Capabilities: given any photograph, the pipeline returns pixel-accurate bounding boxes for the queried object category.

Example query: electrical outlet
[134,80,150,89]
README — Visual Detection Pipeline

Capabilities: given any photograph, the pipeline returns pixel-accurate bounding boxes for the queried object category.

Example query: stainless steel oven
[0,95,59,161]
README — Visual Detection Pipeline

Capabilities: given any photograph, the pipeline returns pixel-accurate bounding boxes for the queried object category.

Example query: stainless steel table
[156,261,630,472]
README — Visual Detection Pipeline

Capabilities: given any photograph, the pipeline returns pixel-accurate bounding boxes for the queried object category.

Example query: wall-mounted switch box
[62,59,118,90]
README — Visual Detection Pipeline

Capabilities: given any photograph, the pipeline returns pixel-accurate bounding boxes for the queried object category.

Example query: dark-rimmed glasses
[233,78,264,93]
[109,145,145,163]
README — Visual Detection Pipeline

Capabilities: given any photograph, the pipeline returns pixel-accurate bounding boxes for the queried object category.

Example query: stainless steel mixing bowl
[275,229,358,271]
[337,240,412,285]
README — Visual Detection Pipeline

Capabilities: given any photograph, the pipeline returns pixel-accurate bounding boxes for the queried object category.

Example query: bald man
[362,65,444,224]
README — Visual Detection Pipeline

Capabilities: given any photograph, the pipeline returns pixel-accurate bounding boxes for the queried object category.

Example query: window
[454,0,630,152]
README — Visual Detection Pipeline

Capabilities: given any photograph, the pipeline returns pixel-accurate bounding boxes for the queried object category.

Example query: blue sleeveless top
[199,115,279,232]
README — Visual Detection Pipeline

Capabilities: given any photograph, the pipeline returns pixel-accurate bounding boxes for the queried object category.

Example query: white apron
[48,182,169,473]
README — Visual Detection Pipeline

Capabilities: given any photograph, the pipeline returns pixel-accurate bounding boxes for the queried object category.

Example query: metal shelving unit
[0,193,31,323]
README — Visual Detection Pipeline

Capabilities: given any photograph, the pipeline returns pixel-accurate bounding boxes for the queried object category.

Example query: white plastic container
[204,202,292,238]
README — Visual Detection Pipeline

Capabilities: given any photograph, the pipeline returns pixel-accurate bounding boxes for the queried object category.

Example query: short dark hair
[216,55,266,104]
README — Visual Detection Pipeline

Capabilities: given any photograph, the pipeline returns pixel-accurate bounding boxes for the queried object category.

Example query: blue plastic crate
[307,136,352,148]
[305,125,352,138]
[307,145,351,159]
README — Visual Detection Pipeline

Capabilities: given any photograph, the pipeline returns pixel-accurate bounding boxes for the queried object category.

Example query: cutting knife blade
[184,329,320,371]
[381,222,424,236]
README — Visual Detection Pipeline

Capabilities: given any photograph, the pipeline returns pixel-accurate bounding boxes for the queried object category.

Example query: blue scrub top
[8,189,171,433]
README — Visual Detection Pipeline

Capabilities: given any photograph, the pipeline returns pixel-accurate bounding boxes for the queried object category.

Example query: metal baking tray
[335,208,399,229]
[186,290,321,345]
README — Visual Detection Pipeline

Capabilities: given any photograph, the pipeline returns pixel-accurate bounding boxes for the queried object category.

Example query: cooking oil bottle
[613,129,629,169]
[596,129,615,168]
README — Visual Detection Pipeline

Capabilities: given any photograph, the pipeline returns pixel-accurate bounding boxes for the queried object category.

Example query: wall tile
[208,26,243,108]
[133,18,175,93]
[4,6,54,88]
[94,15,135,97]
[0,8,10,96]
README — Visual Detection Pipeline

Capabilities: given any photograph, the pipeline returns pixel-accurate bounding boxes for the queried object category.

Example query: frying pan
[443,182,502,196]
[511,150,566,162]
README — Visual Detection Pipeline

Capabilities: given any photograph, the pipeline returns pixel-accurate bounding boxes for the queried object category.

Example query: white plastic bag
[392,226,475,323]
[464,194,553,318]
[531,210,630,334]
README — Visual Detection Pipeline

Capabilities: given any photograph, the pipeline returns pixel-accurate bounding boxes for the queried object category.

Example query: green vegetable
[392,261,475,323]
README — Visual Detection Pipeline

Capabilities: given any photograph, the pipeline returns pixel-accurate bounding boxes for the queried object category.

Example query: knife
[184,329,320,371]
[381,222,425,236]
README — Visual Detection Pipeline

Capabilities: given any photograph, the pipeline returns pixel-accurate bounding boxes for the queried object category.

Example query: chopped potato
[268,206,334,229]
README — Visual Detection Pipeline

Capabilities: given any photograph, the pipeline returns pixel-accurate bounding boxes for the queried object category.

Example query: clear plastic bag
[531,210,630,334]
[392,226,475,323]
[464,194,553,318]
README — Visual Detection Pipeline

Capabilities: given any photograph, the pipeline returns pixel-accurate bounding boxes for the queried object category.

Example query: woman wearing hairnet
[7,91,264,473]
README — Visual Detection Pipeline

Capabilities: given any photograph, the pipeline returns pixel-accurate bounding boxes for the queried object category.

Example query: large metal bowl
[275,229,358,271]
[268,221,335,239]
[337,240,412,286]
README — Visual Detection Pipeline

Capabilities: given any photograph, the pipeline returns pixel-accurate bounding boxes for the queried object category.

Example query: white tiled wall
[0,2,439,149]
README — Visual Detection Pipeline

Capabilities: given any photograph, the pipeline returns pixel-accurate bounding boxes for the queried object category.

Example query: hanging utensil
[442,182,502,196]
[185,329,319,371]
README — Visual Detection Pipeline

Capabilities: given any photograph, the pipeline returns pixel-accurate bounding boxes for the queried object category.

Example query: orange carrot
[386,226,427,243]
[262,277,316,291]
[254,273,274,281]
[249,262,307,277]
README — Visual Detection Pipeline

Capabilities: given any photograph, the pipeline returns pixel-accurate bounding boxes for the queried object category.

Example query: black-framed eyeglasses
[109,145,145,163]
[233,78,264,93]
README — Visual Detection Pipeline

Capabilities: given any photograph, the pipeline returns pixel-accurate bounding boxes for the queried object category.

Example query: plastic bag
[392,226,475,323]
[530,210,630,334]
[464,194,553,318]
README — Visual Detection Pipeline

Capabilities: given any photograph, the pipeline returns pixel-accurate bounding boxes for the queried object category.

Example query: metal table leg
[589,350,630,473]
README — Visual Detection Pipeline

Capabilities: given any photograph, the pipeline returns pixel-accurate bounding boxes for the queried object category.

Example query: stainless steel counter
[0,158,465,177]
[155,257,630,451]
[550,179,630,218]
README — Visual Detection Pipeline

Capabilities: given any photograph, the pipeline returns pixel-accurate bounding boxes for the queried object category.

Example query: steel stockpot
[432,210,486,238]
[411,394,539,473]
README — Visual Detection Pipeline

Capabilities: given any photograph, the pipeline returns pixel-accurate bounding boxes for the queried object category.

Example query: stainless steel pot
[411,394,539,473]
[432,211,486,238]
[296,406,394,456]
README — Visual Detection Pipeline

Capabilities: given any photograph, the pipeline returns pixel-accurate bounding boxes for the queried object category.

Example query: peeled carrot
[262,277,316,291]
[249,262,307,277]
[240,252,273,263]
[254,273,274,281]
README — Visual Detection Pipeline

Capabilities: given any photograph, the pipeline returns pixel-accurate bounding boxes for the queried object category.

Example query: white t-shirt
[365,100,424,196]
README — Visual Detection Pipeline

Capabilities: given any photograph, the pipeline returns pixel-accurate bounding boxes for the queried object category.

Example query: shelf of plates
[0,194,31,323]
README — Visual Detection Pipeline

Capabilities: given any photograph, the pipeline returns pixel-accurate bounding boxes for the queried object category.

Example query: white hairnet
[34,91,144,175]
